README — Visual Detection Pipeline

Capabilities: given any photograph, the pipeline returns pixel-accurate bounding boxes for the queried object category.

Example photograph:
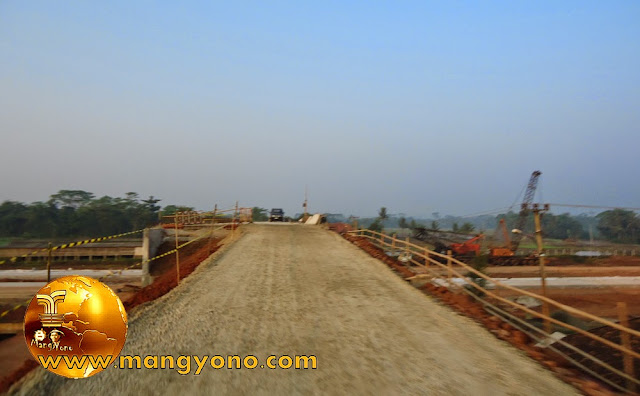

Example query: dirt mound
[339,231,618,395]
[0,359,38,394]
[328,223,353,234]
[343,234,416,278]
[0,236,224,394]
[124,238,221,310]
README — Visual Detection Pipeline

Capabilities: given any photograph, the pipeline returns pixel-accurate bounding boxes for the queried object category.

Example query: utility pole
[532,203,551,333]
[303,185,309,222]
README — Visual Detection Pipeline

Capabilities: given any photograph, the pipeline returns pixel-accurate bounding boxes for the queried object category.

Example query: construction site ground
[8,224,576,395]
[402,258,640,319]
[0,229,232,393]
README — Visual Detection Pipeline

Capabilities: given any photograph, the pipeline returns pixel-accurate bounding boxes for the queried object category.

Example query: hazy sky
[1,1,638,217]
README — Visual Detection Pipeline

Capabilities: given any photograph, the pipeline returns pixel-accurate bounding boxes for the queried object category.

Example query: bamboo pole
[234,201,239,231]
[617,302,636,393]
[346,230,640,342]
[208,205,216,255]
[447,250,453,289]
[175,211,181,285]
[348,231,640,360]
[47,242,52,283]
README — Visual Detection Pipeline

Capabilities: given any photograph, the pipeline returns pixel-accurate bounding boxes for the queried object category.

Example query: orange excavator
[451,234,484,256]
[412,226,483,257]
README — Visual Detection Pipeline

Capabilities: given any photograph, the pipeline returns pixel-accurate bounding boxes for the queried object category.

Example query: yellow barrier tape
[98,234,207,282]
[0,228,145,266]
[1,224,231,319]
[0,299,31,319]
[0,238,202,319]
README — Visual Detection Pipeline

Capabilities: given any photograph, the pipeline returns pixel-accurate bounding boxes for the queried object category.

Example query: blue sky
[1,1,638,217]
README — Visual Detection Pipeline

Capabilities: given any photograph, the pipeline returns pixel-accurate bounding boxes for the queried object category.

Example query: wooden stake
[617,302,636,392]
[175,211,181,285]
[47,242,52,283]
[447,250,453,289]
[234,201,239,231]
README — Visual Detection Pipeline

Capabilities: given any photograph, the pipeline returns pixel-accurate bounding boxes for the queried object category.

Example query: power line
[458,207,512,218]
[547,203,640,211]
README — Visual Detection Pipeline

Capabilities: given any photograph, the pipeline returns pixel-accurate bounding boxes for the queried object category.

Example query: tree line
[0,190,194,239]
[357,207,640,244]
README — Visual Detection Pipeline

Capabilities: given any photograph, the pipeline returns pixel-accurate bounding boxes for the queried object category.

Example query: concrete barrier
[141,228,165,286]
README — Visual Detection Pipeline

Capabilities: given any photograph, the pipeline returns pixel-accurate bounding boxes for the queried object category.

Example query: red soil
[0,236,222,394]
[124,238,220,310]
[340,233,622,396]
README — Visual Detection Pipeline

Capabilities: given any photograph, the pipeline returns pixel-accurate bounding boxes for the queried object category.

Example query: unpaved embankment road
[11,224,577,395]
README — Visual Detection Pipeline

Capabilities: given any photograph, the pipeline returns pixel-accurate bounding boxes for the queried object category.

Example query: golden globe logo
[24,276,128,378]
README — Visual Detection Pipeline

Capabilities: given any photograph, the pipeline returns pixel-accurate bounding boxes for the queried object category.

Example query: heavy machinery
[487,170,542,265]
[412,226,483,257]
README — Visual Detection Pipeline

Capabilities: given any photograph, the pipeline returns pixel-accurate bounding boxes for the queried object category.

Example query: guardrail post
[424,249,429,269]
[234,201,239,231]
[141,229,152,286]
[405,237,410,258]
[208,206,216,255]
[392,233,396,249]
[447,250,453,289]
[47,242,52,282]
[617,302,636,392]
[174,213,181,285]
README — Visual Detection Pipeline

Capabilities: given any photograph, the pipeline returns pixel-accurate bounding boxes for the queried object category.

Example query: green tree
[452,222,459,232]
[410,219,417,229]
[23,202,58,238]
[368,219,383,232]
[459,222,475,234]
[541,213,584,240]
[378,207,388,222]
[252,207,269,221]
[0,201,29,237]
[398,217,408,229]
[431,220,440,231]
[597,209,640,243]
[49,190,94,209]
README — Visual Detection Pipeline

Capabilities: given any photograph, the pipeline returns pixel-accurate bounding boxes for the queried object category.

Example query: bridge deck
[12,224,577,395]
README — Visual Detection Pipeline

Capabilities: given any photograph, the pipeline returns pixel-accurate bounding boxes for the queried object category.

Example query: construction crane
[486,171,542,265]
[510,170,541,253]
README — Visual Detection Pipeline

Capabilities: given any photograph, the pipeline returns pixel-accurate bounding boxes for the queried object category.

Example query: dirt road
[10,224,577,395]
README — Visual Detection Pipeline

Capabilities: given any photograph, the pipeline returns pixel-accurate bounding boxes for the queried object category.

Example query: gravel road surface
[11,224,577,395]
